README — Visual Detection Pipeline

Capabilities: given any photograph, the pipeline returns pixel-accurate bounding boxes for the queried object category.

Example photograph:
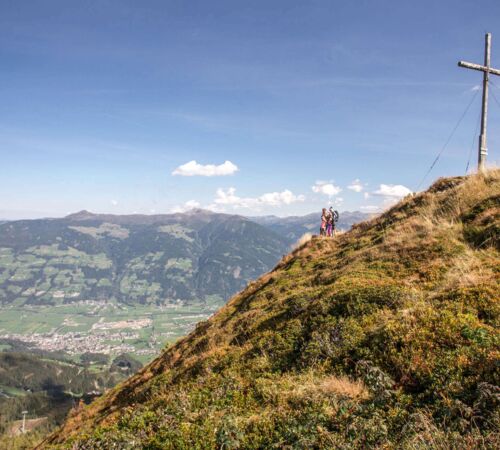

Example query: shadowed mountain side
[0,352,140,439]
[42,170,500,448]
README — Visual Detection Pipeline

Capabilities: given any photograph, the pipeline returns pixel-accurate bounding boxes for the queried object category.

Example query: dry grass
[381,215,435,248]
[271,372,370,404]
[400,411,499,450]
[317,375,370,400]
[407,169,499,228]
[456,168,499,208]
[442,247,497,290]
[292,232,313,250]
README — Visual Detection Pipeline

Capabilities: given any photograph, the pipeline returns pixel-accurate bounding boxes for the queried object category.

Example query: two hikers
[320,207,339,237]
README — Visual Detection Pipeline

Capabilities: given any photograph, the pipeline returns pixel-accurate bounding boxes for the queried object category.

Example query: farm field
[0,297,222,364]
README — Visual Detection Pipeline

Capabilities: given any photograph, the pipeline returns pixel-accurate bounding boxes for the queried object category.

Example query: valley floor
[0,297,223,363]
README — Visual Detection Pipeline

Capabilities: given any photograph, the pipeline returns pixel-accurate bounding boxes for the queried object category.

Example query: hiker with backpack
[328,207,339,237]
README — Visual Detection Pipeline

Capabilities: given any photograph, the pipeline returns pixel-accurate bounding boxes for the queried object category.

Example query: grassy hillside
[44,171,499,449]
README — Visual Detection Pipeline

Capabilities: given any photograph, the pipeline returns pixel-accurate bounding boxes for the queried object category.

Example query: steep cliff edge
[44,171,499,449]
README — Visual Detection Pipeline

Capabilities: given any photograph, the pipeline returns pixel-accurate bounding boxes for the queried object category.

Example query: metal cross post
[459,33,500,172]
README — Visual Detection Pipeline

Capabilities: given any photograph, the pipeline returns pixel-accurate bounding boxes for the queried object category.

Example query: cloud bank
[212,187,305,210]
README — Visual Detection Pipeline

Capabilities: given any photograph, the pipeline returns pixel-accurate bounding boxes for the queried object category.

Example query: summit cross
[459,33,500,172]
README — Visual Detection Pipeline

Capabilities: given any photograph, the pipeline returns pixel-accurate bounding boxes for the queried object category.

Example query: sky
[1,0,500,219]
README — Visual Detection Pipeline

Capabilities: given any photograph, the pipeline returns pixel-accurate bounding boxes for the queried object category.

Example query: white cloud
[170,200,201,213]
[360,183,412,213]
[347,179,363,192]
[358,184,412,215]
[172,160,238,177]
[311,181,342,197]
[471,85,481,92]
[372,184,412,198]
[110,199,118,206]
[213,187,305,211]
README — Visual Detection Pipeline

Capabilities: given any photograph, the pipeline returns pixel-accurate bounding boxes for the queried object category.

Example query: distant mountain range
[0,210,285,306]
[251,211,370,244]
[0,209,370,306]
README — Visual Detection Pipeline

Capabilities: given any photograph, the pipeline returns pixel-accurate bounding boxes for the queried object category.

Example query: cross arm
[458,60,500,76]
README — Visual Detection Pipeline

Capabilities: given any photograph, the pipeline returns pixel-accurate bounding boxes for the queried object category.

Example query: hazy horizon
[0,206,370,221]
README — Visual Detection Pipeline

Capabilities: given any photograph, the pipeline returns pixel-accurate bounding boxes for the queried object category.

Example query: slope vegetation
[45,171,499,449]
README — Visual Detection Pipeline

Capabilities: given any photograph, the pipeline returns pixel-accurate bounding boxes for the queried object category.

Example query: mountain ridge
[43,170,500,448]
[63,208,234,225]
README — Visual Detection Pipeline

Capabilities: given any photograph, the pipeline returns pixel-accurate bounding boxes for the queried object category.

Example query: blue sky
[1,0,500,219]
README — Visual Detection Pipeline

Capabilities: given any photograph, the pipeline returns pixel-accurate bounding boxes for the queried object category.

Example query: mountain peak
[65,210,97,220]
[178,208,215,216]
